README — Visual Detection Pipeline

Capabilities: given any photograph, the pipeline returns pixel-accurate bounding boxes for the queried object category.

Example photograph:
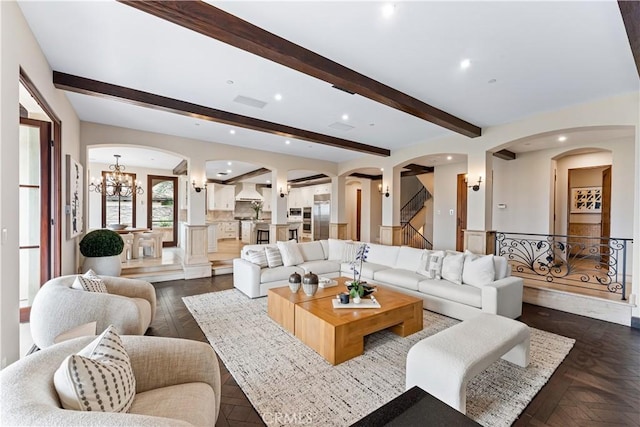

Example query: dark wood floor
[147,275,640,427]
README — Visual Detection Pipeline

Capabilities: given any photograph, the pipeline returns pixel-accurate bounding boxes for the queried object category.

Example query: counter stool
[288,224,299,242]
[256,223,270,244]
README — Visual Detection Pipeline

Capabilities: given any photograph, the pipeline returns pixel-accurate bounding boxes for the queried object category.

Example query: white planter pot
[82,255,122,277]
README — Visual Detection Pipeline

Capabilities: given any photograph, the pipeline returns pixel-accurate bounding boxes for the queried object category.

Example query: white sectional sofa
[233,239,523,320]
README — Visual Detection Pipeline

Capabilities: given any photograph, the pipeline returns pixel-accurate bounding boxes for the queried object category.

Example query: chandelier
[89,154,144,197]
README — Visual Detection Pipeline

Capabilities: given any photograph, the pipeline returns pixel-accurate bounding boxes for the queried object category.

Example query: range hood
[235,183,264,201]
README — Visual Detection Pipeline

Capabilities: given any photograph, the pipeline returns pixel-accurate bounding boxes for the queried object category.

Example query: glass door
[147,175,178,247]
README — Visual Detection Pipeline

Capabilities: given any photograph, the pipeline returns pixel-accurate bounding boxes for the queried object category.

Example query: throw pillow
[54,325,136,413]
[441,252,465,285]
[277,240,304,267]
[264,246,283,268]
[327,238,351,261]
[462,251,496,287]
[83,269,100,279]
[72,275,108,293]
[341,242,359,263]
[423,250,445,279]
[246,249,268,268]
[416,250,434,276]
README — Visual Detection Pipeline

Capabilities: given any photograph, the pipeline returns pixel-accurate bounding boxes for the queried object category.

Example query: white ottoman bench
[406,313,530,414]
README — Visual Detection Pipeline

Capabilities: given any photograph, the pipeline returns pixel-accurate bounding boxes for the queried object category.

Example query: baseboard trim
[631,317,640,330]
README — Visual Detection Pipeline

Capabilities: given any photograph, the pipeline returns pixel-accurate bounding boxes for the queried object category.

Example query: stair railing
[400,187,430,224]
[402,223,433,250]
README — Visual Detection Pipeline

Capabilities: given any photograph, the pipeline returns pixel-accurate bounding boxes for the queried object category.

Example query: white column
[187,159,207,226]
[330,175,346,223]
[466,150,493,231]
[272,169,288,225]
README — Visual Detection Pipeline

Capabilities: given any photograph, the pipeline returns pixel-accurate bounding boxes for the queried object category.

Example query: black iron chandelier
[89,154,144,197]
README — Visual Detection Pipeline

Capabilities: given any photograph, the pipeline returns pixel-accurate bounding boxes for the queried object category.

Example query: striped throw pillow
[265,246,283,268]
[54,325,136,413]
[72,275,108,293]
[247,249,268,268]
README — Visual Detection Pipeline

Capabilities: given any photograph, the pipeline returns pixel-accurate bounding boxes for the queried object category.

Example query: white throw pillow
[72,275,108,293]
[416,250,434,276]
[421,250,445,279]
[462,251,496,287]
[264,246,283,268]
[441,252,465,285]
[327,239,351,261]
[277,240,305,266]
[54,325,136,413]
[246,249,268,268]
[342,242,359,263]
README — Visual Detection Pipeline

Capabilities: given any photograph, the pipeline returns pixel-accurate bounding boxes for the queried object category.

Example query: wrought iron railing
[401,187,430,224]
[495,232,632,300]
[402,223,433,250]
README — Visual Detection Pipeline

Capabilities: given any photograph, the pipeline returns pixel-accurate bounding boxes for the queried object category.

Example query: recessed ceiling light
[342,114,349,121]
[226,80,234,85]
[558,136,567,142]
[447,156,453,160]
[274,93,282,101]
[285,140,291,145]
[266,180,271,183]
[460,59,471,70]
[227,161,232,166]
[226,169,232,173]
[381,3,395,19]
[229,129,236,135]
[380,168,384,171]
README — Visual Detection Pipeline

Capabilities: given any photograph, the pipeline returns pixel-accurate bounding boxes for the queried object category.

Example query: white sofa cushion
[298,241,326,262]
[374,269,422,291]
[298,260,341,275]
[277,240,304,266]
[54,325,135,413]
[494,256,510,280]
[246,249,268,268]
[418,279,482,308]
[342,242,360,263]
[260,266,304,283]
[396,246,425,271]
[327,238,351,261]
[241,244,276,260]
[264,247,283,268]
[366,243,400,267]
[342,261,390,280]
[319,240,329,259]
[462,251,496,287]
[441,252,465,285]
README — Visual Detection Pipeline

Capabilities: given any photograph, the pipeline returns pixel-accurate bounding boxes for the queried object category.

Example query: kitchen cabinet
[207,184,236,211]
[288,188,302,209]
[241,221,256,244]
[262,188,272,211]
[207,224,218,252]
[216,221,239,240]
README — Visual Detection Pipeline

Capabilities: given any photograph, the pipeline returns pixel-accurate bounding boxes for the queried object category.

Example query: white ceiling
[18,1,637,170]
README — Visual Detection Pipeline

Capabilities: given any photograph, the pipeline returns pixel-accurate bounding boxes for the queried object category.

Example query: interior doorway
[147,175,178,247]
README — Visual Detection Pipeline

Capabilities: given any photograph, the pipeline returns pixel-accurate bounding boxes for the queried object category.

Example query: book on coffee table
[318,277,337,288]
[332,298,381,309]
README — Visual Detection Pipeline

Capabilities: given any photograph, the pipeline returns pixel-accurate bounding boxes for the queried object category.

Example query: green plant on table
[79,229,124,257]
[349,243,370,298]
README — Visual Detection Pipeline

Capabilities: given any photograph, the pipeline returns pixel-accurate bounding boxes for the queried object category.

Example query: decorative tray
[332,297,381,309]
[318,278,337,288]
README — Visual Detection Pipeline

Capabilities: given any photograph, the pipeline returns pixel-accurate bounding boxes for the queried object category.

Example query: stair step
[123,268,185,283]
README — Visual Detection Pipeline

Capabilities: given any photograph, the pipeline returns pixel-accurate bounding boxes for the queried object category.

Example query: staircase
[401,187,433,249]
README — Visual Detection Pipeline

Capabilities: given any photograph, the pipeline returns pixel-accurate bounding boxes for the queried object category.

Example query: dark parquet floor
[147,275,640,427]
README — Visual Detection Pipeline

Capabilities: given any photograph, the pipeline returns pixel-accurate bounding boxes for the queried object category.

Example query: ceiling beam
[350,172,382,181]
[172,159,188,175]
[53,71,390,157]
[222,167,270,184]
[119,0,482,138]
[288,173,328,184]
[618,1,640,78]
[493,149,517,161]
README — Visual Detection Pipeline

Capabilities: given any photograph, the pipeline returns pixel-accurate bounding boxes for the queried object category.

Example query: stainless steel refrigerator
[313,194,330,240]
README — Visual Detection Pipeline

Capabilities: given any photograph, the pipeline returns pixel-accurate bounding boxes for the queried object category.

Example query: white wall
[1,1,81,367]
[432,162,467,250]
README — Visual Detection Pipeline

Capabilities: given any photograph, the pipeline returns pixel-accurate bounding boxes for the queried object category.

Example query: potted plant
[348,243,374,303]
[251,200,263,220]
[79,229,125,276]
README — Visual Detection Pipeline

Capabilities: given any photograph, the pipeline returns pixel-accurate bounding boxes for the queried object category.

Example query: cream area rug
[183,290,574,427]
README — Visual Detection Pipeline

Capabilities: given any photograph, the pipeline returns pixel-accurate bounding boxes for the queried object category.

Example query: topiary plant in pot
[79,229,125,276]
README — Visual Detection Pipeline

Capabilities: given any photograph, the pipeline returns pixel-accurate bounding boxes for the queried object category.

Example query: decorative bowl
[107,224,127,230]
[345,282,375,297]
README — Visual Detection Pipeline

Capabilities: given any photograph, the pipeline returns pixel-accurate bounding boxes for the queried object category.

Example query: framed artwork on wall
[570,186,602,213]
[66,155,84,239]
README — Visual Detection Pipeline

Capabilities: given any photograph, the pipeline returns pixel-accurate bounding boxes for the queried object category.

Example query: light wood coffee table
[268,277,423,365]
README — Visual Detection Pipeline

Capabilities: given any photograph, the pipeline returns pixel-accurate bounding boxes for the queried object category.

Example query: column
[183,159,210,278]
[270,169,289,243]
[330,175,348,239]
[379,165,403,245]
[464,150,495,254]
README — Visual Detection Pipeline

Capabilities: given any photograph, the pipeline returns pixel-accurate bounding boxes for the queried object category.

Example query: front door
[147,175,178,247]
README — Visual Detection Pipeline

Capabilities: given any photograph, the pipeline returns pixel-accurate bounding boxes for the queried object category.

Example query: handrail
[401,187,430,224]
[495,231,632,300]
[402,223,433,250]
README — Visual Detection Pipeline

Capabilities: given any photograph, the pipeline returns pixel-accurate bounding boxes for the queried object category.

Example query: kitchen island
[241,221,302,244]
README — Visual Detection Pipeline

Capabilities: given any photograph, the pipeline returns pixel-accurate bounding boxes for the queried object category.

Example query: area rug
[183,290,574,427]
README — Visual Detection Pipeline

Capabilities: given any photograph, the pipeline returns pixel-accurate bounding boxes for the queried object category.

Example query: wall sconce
[279,187,287,198]
[192,180,206,193]
[378,183,390,198]
[466,176,482,192]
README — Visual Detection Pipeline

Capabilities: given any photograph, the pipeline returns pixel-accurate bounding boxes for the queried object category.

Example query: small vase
[353,295,361,304]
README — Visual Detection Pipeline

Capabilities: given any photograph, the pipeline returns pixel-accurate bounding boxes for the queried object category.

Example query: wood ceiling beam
[172,159,188,175]
[349,172,382,181]
[222,167,270,184]
[288,173,328,184]
[618,1,640,78]
[53,71,390,157]
[493,149,517,161]
[119,0,482,138]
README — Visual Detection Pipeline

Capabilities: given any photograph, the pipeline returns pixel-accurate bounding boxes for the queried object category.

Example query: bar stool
[288,223,299,242]
[256,223,270,244]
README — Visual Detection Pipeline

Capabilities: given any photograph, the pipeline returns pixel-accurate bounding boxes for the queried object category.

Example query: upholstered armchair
[30,275,157,349]
[0,335,221,426]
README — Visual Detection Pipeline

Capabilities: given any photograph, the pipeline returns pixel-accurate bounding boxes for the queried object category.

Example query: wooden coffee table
[268,277,423,365]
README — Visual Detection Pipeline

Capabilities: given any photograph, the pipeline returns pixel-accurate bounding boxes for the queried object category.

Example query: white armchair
[30,275,157,349]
